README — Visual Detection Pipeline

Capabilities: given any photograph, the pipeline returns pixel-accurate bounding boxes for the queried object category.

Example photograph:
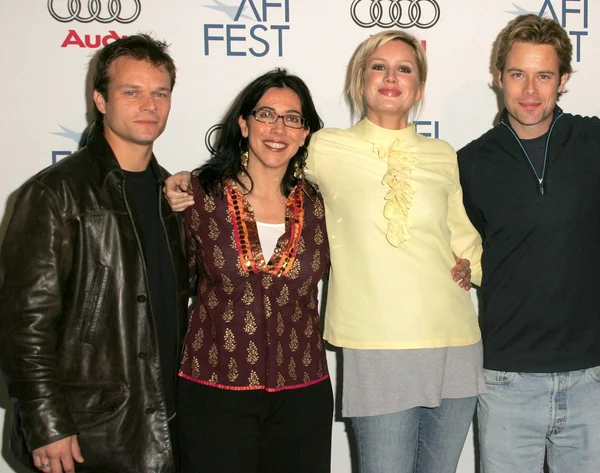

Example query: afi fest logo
[47,0,140,48]
[351,0,440,29]
[203,0,291,57]
[507,0,589,62]
[51,125,83,164]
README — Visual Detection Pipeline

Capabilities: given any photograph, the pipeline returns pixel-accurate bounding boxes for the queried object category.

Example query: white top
[256,221,285,261]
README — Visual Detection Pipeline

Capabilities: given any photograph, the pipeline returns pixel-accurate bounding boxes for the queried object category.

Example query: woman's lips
[378,88,401,97]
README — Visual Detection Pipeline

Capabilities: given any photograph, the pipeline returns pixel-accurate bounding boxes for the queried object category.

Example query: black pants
[177,378,333,473]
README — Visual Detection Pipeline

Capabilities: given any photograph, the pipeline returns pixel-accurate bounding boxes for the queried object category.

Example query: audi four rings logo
[351,0,440,29]
[205,124,223,155]
[48,0,141,24]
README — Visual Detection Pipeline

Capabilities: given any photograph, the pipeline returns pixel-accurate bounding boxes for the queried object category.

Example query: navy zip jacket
[458,106,600,373]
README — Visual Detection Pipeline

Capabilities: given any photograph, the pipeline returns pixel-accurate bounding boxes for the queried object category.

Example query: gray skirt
[342,341,485,417]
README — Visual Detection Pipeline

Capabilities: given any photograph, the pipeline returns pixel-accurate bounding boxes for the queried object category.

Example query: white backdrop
[0,1,597,472]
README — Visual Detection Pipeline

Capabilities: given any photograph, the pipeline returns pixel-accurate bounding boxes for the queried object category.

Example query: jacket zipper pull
[539,179,545,196]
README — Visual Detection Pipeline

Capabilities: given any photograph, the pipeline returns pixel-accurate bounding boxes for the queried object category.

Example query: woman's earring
[294,148,307,180]
[241,151,249,167]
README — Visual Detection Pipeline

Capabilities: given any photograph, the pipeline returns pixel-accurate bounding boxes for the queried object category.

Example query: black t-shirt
[124,167,177,417]
[520,131,549,178]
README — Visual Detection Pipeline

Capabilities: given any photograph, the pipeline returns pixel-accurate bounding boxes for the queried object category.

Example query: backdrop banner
[0,1,597,472]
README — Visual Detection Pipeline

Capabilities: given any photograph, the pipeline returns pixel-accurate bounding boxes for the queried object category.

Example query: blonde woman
[305,31,484,473]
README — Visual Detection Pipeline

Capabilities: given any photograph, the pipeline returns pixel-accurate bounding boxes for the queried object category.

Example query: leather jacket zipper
[501,113,564,196]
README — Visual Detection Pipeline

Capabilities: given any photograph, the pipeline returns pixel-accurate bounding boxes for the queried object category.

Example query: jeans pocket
[587,365,600,382]
[483,368,517,385]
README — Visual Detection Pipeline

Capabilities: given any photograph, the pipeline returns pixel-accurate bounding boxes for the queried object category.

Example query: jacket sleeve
[447,160,483,287]
[0,180,78,450]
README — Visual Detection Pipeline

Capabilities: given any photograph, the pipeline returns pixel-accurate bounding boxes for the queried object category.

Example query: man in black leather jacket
[0,34,189,473]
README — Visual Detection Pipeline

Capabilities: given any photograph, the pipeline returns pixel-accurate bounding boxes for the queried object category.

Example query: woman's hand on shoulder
[164,171,194,212]
[451,254,472,291]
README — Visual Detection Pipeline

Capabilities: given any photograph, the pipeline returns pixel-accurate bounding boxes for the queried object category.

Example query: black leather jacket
[0,126,189,472]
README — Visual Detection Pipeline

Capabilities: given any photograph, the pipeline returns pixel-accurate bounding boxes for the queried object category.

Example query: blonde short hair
[346,30,427,118]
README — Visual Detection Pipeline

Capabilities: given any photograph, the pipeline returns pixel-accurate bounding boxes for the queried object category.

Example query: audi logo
[204,124,223,155]
[48,0,141,24]
[351,0,440,29]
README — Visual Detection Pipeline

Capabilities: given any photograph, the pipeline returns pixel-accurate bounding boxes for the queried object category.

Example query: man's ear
[93,90,106,115]
[558,73,570,94]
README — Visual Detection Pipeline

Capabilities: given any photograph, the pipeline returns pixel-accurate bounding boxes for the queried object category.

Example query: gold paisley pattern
[249,371,260,386]
[204,193,216,213]
[247,341,259,365]
[209,344,218,367]
[314,225,324,245]
[261,274,274,289]
[222,275,234,295]
[196,304,208,322]
[276,285,290,306]
[297,236,306,255]
[290,328,299,352]
[190,208,201,231]
[264,295,272,319]
[304,316,314,337]
[224,329,236,352]
[277,373,285,389]
[286,259,300,280]
[181,344,189,365]
[192,357,201,378]
[192,328,203,351]
[228,358,239,382]
[241,281,254,305]
[276,342,284,366]
[311,250,321,272]
[207,290,218,309]
[302,344,312,367]
[292,301,302,322]
[276,313,285,336]
[208,218,220,241]
[213,246,225,269]
[244,311,257,335]
[179,176,330,391]
[298,277,312,297]
[222,300,234,323]
[313,198,325,219]
[288,358,298,380]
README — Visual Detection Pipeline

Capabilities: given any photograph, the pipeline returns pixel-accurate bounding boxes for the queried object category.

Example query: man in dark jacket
[0,34,189,473]
[458,14,600,473]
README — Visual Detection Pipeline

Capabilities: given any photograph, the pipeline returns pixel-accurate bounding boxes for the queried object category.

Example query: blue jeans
[478,366,600,473]
[351,397,477,473]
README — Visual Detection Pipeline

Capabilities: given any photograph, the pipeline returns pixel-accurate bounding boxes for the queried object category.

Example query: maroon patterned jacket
[179,175,330,391]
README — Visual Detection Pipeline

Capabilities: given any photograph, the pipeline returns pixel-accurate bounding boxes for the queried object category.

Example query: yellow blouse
[307,118,483,349]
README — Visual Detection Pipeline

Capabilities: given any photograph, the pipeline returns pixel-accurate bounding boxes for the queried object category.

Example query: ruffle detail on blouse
[375,139,419,247]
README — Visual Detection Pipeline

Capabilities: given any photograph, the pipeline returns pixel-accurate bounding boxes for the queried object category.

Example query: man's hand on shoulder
[32,435,84,473]
[163,170,194,212]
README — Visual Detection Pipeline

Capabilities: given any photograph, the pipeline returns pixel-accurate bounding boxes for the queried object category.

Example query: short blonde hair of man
[346,30,427,119]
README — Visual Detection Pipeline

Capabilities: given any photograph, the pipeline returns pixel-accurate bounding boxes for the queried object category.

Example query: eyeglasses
[250,108,307,129]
